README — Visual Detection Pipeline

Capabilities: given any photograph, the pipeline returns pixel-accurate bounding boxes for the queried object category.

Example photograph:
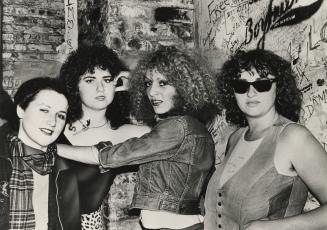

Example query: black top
[55,133,117,213]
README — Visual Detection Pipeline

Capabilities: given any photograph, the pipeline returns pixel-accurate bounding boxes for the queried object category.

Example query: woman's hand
[114,71,130,91]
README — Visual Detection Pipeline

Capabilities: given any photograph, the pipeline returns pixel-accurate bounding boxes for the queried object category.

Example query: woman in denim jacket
[56,44,150,230]
[56,46,221,230]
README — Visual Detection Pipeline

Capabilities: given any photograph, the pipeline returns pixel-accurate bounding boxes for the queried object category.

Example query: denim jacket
[97,115,215,215]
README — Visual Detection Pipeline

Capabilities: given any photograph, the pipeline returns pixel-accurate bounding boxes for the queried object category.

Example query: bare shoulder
[278,123,325,160]
[119,124,151,138]
[279,123,313,145]
[277,124,327,202]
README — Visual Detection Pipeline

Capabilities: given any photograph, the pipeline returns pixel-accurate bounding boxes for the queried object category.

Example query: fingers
[114,71,130,91]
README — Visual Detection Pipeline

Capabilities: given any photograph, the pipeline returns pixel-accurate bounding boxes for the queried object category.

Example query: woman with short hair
[0,77,74,230]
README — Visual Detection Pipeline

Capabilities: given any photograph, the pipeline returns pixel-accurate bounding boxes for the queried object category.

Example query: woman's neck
[18,125,43,150]
[245,109,279,141]
[80,107,107,127]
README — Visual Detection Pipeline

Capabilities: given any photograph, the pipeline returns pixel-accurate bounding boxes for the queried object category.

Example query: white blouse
[32,171,49,230]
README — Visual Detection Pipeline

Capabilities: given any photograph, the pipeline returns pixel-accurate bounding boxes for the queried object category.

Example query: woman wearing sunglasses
[204,49,327,230]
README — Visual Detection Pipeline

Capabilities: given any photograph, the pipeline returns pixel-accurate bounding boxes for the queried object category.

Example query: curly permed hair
[218,49,302,127]
[58,44,130,129]
[128,46,221,126]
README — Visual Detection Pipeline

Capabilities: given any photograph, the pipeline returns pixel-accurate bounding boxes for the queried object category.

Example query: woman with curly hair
[204,49,327,230]
[57,44,150,230]
[56,46,220,230]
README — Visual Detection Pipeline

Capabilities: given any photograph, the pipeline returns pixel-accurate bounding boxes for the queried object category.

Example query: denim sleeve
[98,119,184,169]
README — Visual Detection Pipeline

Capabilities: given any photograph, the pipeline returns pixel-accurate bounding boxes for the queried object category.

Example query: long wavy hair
[218,49,302,126]
[129,46,221,126]
[58,44,130,129]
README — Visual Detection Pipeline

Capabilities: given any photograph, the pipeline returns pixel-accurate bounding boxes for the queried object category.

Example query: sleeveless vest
[204,117,308,230]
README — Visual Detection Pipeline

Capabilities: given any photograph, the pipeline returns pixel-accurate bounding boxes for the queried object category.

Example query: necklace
[68,119,109,135]
[78,119,109,130]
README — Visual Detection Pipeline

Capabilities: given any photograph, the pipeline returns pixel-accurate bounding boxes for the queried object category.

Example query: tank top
[219,129,263,186]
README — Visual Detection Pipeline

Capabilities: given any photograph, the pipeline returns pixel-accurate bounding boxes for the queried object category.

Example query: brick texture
[2,0,64,96]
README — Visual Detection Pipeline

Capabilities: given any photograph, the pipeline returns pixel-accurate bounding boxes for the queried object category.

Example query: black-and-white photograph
[0,0,327,229]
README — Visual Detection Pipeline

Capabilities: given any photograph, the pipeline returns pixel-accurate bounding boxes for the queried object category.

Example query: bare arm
[56,144,100,165]
[245,124,327,230]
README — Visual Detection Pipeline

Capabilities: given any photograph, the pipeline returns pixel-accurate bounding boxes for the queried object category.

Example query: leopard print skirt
[81,206,105,230]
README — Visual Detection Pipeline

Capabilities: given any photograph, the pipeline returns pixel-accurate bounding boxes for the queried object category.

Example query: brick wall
[1,0,196,95]
[2,0,64,96]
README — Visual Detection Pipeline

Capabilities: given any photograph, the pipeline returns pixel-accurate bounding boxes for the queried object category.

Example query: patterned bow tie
[8,135,55,175]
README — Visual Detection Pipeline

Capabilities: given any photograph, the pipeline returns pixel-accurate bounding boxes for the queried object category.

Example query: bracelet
[94,141,113,153]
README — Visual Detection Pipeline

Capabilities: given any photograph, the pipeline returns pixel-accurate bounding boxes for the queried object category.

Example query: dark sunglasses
[230,79,276,94]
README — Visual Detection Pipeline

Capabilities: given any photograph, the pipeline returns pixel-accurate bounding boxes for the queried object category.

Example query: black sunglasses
[230,79,276,94]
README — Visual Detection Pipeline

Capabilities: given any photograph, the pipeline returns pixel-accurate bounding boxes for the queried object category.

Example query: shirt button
[218,214,222,218]
[218,202,222,206]
[218,224,222,228]
[218,193,222,197]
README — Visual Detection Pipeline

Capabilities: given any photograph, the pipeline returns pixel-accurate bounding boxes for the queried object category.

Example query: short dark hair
[0,90,19,131]
[129,46,221,126]
[218,49,302,126]
[58,44,130,129]
[14,77,66,111]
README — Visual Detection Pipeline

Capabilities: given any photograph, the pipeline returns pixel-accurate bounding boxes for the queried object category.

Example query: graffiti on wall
[3,76,22,97]
[65,0,78,53]
[197,0,327,153]
[106,2,194,57]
